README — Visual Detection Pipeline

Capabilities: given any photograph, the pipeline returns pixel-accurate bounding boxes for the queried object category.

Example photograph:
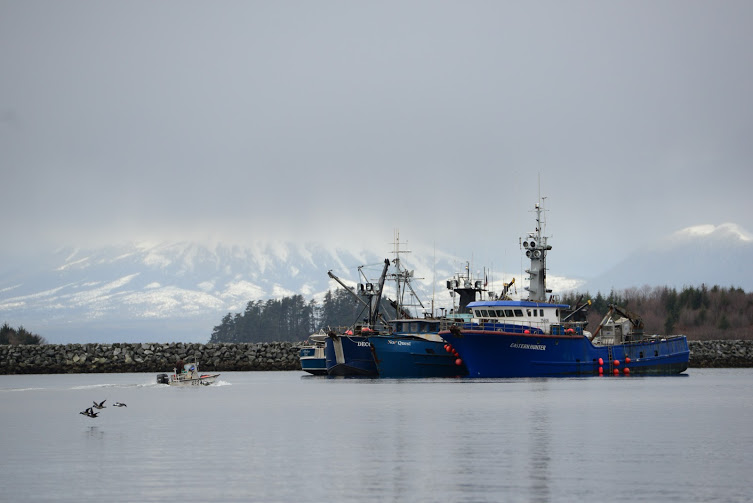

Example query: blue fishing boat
[370,317,468,378]
[324,326,380,376]
[299,331,327,375]
[324,259,390,377]
[368,261,487,378]
[366,234,483,378]
[439,201,690,378]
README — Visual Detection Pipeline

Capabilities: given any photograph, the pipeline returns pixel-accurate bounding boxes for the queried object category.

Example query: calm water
[1,369,752,502]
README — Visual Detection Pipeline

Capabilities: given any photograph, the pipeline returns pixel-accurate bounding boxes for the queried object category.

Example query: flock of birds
[79,399,127,418]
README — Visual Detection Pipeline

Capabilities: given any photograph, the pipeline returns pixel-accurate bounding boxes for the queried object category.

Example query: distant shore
[0,340,751,374]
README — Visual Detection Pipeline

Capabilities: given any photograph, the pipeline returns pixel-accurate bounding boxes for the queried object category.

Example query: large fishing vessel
[438,201,690,378]
[324,259,390,376]
[367,263,486,378]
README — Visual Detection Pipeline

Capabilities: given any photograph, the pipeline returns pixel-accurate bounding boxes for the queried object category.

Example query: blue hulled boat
[368,263,487,378]
[439,201,690,378]
[324,259,390,377]
[299,331,327,375]
[325,327,379,376]
[370,318,468,378]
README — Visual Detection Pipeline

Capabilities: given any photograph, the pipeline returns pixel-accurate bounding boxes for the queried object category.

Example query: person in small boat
[175,359,184,374]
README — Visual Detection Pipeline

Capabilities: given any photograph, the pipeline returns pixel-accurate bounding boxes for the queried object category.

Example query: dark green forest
[209,289,399,343]
[210,284,753,343]
[1,323,47,345]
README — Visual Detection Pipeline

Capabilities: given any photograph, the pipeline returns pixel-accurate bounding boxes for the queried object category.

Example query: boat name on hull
[510,343,546,351]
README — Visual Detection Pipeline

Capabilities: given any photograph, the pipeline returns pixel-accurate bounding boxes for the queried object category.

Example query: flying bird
[79,407,99,418]
[113,402,127,407]
[92,400,106,409]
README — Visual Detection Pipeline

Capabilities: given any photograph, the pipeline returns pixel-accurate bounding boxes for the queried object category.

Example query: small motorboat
[157,360,220,386]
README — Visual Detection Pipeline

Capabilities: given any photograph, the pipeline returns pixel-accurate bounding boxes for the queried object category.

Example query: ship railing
[437,318,588,335]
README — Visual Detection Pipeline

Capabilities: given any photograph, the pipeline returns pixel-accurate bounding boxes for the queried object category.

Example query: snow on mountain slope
[0,240,480,343]
[2,224,749,343]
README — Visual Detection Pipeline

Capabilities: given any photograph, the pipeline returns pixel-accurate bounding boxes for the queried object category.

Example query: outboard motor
[156,373,169,384]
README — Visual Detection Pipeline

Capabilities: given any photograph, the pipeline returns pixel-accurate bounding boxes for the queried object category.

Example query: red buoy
[598,358,604,365]
[524,329,530,334]
[613,359,620,366]
[613,368,620,376]
[624,367,630,375]
[455,358,463,366]
[625,357,631,364]
[598,367,604,375]
[444,344,450,352]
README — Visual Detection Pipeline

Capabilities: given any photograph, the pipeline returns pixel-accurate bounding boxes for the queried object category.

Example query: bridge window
[514,309,524,317]
[496,310,506,317]
[480,309,489,317]
[505,309,514,317]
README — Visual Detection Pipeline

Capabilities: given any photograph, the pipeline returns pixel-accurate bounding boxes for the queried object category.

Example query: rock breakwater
[1,340,751,374]
[0,342,303,374]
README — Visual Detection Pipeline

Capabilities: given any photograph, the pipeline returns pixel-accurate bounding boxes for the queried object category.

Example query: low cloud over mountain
[581,223,753,294]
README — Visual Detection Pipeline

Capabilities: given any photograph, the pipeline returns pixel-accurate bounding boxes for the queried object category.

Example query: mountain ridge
[2,225,751,344]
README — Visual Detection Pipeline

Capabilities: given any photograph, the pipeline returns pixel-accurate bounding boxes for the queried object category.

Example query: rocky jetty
[0,342,303,374]
[688,340,753,368]
[0,340,751,374]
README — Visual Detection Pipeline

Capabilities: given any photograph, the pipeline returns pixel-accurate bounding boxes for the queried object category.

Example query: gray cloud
[1,0,752,279]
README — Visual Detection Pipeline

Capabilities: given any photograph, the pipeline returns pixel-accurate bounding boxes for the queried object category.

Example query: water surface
[1,369,751,502]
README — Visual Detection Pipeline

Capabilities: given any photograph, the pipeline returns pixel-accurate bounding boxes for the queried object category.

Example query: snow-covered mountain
[581,223,753,294]
[2,223,750,344]
[0,240,506,344]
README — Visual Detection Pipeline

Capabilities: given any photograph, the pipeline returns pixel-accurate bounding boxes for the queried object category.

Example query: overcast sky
[2,1,752,279]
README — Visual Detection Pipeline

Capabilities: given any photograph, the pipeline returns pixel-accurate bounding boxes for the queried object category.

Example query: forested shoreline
[4,285,751,346]
[208,284,753,344]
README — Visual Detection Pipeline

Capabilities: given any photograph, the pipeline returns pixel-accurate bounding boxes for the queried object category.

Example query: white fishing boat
[299,330,328,375]
[157,360,220,386]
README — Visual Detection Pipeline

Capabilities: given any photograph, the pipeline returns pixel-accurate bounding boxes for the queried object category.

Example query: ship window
[480,310,489,317]
[505,309,514,317]
[533,309,538,316]
[526,309,531,316]
[514,309,524,317]
[496,310,506,317]
[410,322,418,332]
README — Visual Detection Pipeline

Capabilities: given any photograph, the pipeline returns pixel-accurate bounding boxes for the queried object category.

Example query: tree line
[560,284,753,341]
[6,284,750,345]
[1,323,47,345]
[212,284,752,343]
[209,289,399,343]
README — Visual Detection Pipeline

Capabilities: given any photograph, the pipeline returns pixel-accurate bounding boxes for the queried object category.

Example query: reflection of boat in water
[156,360,220,386]
[299,330,328,375]
[439,201,690,378]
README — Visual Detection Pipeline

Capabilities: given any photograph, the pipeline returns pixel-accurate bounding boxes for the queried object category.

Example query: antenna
[431,242,436,317]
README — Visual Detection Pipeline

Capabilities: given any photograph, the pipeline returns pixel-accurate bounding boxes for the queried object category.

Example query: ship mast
[522,200,552,302]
